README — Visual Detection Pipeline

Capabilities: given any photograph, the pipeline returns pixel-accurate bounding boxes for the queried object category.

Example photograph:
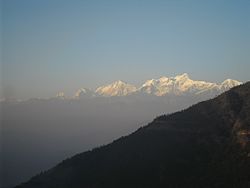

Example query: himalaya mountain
[16,82,250,188]
[69,73,241,99]
[96,80,137,97]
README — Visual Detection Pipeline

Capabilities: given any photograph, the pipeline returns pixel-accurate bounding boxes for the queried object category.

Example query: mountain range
[62,73,242,99]
[16,82,250,188]
[2,74,244,188]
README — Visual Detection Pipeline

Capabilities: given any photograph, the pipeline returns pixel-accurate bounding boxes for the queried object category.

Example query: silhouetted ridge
[16,82,250,188]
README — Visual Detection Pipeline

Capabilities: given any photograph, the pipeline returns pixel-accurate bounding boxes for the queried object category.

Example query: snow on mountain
[220,79,242,92]
[95,80,137,97]
[139,73,241,96]
[139,73,217,96]
[74,88,94,98]
[71,74,242,98]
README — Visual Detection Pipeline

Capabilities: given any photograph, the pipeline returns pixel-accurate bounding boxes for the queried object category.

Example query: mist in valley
[1,94,208,188]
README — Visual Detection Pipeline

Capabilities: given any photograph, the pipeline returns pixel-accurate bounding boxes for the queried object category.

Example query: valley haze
[2,74,242,187]
[13,82,250,188]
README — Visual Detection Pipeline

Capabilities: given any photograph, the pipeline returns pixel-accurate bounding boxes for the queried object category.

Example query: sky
[2,0,250,99]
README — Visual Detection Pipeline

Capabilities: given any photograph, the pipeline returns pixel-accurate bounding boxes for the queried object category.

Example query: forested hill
[16,82,250,188]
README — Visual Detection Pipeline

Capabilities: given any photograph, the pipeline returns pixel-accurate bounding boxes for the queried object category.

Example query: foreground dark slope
[16,82,250,188]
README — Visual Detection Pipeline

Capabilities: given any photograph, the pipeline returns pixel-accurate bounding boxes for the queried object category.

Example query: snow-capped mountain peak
[221,79,242,87]
[220,79,242,91]
[95,80,137,97]
[142,79,157,87]
[139,73,193,96]
[71,73,242,98]
[139,73,241,97]
[158,76,169,82]
[112,80,127,87]
[74,88,94,98]
[174,73,190,81]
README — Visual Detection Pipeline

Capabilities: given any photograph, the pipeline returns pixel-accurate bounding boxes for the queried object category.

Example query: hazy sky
[2,0,250,99]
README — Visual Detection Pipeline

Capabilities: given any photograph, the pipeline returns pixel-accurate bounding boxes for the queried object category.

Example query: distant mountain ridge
[68,73,242,99]
[96,80,137,97]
